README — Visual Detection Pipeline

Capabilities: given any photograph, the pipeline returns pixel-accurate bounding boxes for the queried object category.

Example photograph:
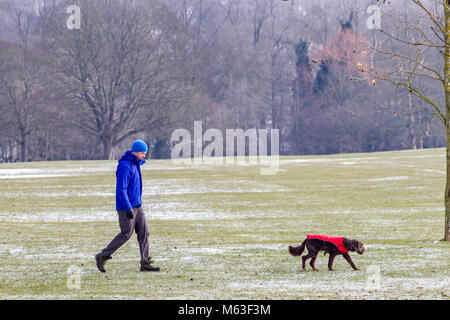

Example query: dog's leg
[310,253,319,270]
[342,253,360,270]
[301,254,307,269]
[302,250,315,270]
[328,253,337,271]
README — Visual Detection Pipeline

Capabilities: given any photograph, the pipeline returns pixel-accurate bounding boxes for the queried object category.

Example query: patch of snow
[0,167,114,179]
[143,179,289,195]
[280,158,372,164]
[369,176,409,181]
[0,211,118,223]
[423,169,445,174]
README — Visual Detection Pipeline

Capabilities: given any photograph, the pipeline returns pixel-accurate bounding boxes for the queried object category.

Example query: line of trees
[0,0,445,162]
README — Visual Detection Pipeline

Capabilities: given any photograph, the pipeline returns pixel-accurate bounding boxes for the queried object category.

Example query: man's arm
[116,164,132,212]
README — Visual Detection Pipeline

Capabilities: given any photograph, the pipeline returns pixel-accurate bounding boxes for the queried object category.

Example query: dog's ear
[349,240,356,251]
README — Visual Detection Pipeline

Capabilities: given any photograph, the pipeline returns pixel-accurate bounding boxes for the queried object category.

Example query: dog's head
[349,239,365,254]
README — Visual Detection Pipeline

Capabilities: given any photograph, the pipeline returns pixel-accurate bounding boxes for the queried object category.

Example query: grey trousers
[101,206,150,264]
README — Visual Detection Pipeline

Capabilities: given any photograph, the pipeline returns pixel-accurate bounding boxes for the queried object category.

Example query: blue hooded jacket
[116,150,146,211]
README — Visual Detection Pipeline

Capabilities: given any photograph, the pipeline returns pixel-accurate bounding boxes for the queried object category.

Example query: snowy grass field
[0,148,449,299]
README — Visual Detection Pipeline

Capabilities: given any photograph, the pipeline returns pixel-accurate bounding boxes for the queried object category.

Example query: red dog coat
[307,234,348,254]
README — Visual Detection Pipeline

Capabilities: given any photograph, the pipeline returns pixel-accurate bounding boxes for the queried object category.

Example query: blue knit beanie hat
[131,139,148,152]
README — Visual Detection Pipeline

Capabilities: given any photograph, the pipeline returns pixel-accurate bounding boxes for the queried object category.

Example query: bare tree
[40,0,187,159]
[0,0,47,162]
[366,0,449,241]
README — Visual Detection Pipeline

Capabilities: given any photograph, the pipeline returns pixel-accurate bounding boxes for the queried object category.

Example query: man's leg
[98,210,135,262]
[134,207,159,271]
[134,207,150,264]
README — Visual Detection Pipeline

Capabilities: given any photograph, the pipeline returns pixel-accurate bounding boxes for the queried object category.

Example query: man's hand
[126,209,134,219]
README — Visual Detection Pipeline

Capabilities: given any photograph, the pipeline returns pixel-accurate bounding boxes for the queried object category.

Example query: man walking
[95,139,160,272]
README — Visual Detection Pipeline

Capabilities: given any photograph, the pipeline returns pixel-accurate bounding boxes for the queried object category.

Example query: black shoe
[95,253,111,273]
[140,263,160,272]
[140,256,155,264]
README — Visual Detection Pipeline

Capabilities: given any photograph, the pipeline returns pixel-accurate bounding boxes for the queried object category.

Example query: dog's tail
[288,239,306,257]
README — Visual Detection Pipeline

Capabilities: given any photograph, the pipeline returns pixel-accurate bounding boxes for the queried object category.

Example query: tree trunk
[409,93,416,149]
[20,139,26,162]
[417,109,423,149]
[446,126,450,241]
[444,1,450,241]
[9,140,14,162]
[102,138,113,160]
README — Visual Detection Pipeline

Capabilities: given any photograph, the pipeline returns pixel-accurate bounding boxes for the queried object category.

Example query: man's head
[131,139,148,161]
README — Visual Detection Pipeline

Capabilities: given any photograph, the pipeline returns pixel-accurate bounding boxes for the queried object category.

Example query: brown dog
[289,234,365,271]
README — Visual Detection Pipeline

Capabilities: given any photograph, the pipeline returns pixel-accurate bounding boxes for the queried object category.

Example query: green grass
[0,148,449,299]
